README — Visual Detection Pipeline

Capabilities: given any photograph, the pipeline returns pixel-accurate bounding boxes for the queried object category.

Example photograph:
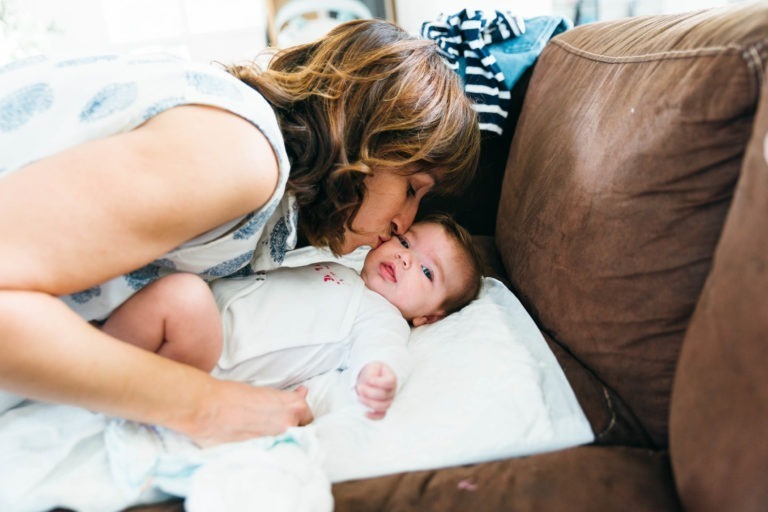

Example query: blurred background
[0,0,740,65]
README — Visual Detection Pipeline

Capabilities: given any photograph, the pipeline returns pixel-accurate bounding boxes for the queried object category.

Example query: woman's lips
[379,262,396,282]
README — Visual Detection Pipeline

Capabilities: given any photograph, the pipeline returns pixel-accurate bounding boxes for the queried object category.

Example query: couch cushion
[495,3,768,446]
[475,236,651,446]
[119,448,680,512]
[543,331,652,447]
[419,68,531,235]
[333,446,680,511]
[670,66,768,511]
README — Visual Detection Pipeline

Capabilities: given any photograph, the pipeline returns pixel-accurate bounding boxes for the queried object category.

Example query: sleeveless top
[0,53,297,321]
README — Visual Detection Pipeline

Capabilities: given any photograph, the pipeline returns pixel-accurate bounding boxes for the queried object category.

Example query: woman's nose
[391,203,418,235]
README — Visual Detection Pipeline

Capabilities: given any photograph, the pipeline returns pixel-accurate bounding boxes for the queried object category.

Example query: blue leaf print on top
[0,55,48,75]
[56,54,118,67]
[232,213,257,240]
[229,265,267,279]
[124,264,160,291]
[0,83,53,132]
[185,71,243,100]
[152,257,177,270]
[69,286,102,304]
[141,96,184,123]
[127,54,184,66]
[233,210,278,241]
[270,217,290,264]
[203,251,254,278]
[80,82,138,122]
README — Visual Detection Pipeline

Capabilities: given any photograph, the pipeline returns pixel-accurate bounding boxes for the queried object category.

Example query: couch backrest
[419,70,532,236]
[669,64,768,512]
[495,2,768,447]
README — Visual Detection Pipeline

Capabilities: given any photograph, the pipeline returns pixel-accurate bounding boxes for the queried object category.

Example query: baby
[101,214,483,419]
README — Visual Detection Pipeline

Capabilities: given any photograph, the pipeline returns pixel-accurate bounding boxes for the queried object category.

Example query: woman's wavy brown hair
[226,19,480,254]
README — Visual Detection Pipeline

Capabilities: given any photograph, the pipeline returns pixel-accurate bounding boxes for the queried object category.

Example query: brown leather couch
[134,3,767,511]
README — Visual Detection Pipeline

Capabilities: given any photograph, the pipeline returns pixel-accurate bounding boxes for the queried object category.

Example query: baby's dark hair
[417,213,483,315]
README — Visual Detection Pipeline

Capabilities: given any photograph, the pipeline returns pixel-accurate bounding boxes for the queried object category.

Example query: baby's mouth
[380,262,397,282]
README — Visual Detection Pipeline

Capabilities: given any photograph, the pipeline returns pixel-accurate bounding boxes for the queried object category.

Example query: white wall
[1,0,739,65]
[394,0,735,32]
[394,0,554,35]
[1,0,269,64]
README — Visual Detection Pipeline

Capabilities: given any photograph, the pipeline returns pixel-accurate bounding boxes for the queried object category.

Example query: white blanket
[0,404,331,512]
[0,248,593,511]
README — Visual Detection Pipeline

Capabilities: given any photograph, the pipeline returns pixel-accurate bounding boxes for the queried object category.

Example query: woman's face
[339,168,435,254]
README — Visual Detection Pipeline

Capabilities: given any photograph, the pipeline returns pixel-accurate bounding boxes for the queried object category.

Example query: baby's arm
[346,289,413,419]
[355,361,397,420]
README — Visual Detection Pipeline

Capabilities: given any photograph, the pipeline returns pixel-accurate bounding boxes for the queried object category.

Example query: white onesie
[210,262,412,390]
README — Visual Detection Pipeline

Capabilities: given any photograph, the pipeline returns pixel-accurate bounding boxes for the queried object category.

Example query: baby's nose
[397,252,411,269]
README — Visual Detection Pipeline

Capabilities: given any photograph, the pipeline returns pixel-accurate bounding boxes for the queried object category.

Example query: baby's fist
[355,362,397,420]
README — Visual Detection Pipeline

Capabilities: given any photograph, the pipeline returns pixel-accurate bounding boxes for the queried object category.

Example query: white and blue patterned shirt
[0,53,297,320]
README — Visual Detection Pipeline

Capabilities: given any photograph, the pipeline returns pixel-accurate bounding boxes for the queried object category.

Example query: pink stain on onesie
[314,264,344,285]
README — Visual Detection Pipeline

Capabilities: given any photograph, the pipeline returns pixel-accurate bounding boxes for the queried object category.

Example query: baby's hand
[355,362,397,420]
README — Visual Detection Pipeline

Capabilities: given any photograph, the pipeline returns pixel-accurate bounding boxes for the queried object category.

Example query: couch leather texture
[496,2,767,448]
[670,62,768,512]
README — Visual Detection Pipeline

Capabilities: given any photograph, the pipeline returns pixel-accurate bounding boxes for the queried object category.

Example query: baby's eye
[421,265,433,281]
[398,235,409,248]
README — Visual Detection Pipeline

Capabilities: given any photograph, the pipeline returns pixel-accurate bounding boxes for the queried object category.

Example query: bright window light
[102,0,186,43]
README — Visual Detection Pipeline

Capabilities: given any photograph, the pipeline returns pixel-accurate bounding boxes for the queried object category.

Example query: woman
[0,20,480,445]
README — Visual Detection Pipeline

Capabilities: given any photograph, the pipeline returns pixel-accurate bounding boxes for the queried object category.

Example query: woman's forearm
[0,290,211,429]
[0,106,310,442]
[0,290,312,443]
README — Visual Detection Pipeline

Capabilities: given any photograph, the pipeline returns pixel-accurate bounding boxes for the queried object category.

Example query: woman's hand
[186,381,314,446]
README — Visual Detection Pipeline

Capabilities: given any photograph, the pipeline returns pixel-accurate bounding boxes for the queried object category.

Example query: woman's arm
[0,105,278,292]
[0,105,312,442]
[0,290,311,443]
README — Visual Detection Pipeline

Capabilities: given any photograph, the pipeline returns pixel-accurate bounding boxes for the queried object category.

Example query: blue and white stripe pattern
[421,9,525,135]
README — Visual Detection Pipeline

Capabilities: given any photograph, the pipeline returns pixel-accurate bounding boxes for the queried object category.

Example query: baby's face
[360,222,464,326]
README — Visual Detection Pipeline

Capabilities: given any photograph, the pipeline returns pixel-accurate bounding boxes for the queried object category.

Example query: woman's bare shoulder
[0,104,282,292]
[135,105,280,210]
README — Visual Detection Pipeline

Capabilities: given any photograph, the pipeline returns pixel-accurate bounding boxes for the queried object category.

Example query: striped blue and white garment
[421,9,525,135]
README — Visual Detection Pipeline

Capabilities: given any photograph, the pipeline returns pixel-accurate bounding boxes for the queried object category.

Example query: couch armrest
[495,2,768,447]
[670,64,768,511]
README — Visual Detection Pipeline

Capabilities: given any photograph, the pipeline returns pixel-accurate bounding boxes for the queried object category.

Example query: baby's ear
[411,311,445,327]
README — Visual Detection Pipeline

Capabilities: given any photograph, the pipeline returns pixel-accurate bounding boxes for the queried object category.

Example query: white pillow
[283,247,594,483]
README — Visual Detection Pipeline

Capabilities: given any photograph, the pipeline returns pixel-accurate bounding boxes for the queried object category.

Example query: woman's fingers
[191,381,313,446]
